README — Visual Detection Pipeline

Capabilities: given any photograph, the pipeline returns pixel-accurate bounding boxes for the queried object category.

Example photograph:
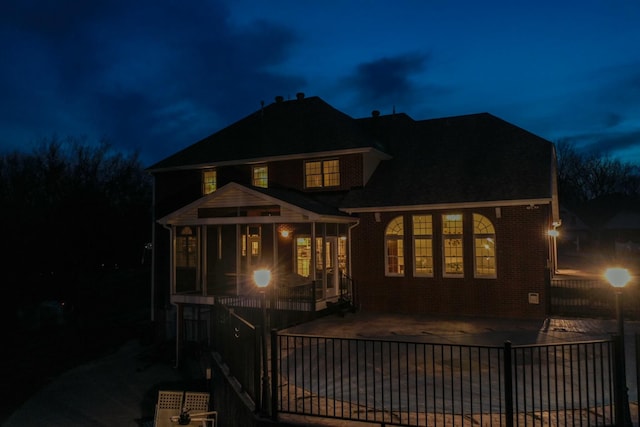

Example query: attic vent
[296,92,305,100]
[372,110,380,117]
[275,95,284,103]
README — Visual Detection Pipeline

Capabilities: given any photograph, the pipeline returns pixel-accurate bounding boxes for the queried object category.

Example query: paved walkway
[5,313,640,426]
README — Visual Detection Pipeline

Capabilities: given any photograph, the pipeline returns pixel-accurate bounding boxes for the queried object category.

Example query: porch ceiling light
[605,267,631,289]
[254,269,272,288]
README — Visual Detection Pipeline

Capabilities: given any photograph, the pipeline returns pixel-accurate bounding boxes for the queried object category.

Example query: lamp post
[605,267,631,427]
[253,268,271,416]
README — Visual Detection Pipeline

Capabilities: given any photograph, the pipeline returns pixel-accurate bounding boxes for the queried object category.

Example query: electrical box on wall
[528,293,540,304]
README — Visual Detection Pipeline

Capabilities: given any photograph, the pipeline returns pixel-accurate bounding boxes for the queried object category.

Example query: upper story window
[305,159,340,188]
[252,165,268,188]
[442,213,464,277]
[412,215,433,277]
[202,169,217,195]
[385,216,404,276]
[473,214,497,278]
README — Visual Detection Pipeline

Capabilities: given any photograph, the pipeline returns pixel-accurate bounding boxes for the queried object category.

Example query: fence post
[254,324,263,413]
[503,341,514,427]
[271,329,279,420]
[636,333,640,426]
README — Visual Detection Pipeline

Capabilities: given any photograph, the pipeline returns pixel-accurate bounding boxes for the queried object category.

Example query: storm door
[316,236,340,298]
[241,225,262,289]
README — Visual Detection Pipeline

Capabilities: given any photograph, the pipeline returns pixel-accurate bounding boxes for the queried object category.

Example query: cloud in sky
[1,0,640,166]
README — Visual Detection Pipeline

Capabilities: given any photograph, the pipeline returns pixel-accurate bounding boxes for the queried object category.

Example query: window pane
[386,239,404,274]
[203,170,217,194]
[412,215,432,235]
[323,160,340,186]
[305,161,322,187]
[413,215,433,276]
[442,213,463,276]
[386,216,404,235]
[473,213,495,234]
[444,238,463,274]
[252,166,268,188]
[414,238,433,275]
[443,214,463,234]
[474,214,496,277]
[176,235,197,267]
[385,216,404,275]
[475,237,496,275]
[296,237,311,277]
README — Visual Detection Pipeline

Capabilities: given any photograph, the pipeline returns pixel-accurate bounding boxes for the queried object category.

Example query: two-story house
[146,94,560,346]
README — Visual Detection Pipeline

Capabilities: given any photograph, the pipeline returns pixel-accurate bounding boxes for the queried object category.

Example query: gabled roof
[158,182,354,225]
[342,112,555,209]
[148,96,383,171]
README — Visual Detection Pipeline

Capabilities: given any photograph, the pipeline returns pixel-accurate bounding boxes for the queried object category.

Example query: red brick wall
[350,205,551,319]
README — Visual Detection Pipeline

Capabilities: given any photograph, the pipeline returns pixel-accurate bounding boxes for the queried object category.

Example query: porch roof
[157,182,356,225]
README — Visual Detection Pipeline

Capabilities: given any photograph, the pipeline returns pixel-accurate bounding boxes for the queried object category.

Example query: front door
[241,225,261,291]
[317,236,339,298]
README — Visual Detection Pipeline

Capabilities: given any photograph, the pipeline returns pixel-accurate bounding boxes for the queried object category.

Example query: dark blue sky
[2,1,640,166]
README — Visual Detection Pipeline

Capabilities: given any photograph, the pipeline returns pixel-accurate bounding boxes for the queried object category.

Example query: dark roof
[341,112,555,208]
[149,95,555,209]
[148,96,383,170]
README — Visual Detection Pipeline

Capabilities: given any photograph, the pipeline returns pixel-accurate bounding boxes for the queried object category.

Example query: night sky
[2,0,640,166]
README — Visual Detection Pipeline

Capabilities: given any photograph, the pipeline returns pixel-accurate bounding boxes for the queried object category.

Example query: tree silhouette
[0,137,152,315]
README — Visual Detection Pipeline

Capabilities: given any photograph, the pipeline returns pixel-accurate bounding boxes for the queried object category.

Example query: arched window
[385,216,404,276]
[473,214,496,278]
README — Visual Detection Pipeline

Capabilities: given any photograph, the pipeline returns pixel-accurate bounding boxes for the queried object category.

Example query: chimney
[296,92,305,100]
[275,95,284,103]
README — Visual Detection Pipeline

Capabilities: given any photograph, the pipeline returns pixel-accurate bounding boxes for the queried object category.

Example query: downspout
[150,177,156,322]
[348,220,360,305]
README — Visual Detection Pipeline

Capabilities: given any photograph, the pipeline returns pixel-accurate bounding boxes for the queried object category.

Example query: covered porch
[158,183,358,312]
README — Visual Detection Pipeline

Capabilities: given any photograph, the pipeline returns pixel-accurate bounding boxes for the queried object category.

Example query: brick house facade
[147,94,560,346]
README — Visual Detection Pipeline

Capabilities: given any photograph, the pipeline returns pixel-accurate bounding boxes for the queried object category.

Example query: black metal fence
[211,304,260,404]
[550,278,640,319]
[273,333,617,426]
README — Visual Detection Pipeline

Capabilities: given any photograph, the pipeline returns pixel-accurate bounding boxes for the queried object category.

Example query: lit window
[296,237,311,277]
[412,215,433,277]
[385,216,404,276]
[252,165,268,188]
[202,169,217,195]
[305,159,340,188]
[473,214,496,278]
[442,213,463,277]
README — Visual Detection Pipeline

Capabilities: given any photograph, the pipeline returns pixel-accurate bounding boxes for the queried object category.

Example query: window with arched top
[473,214,496,278]
[385,216,405,276]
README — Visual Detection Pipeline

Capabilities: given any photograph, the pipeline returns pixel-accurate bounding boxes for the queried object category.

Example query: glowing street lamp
[605,267,631,426]
[253,268,271,416]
